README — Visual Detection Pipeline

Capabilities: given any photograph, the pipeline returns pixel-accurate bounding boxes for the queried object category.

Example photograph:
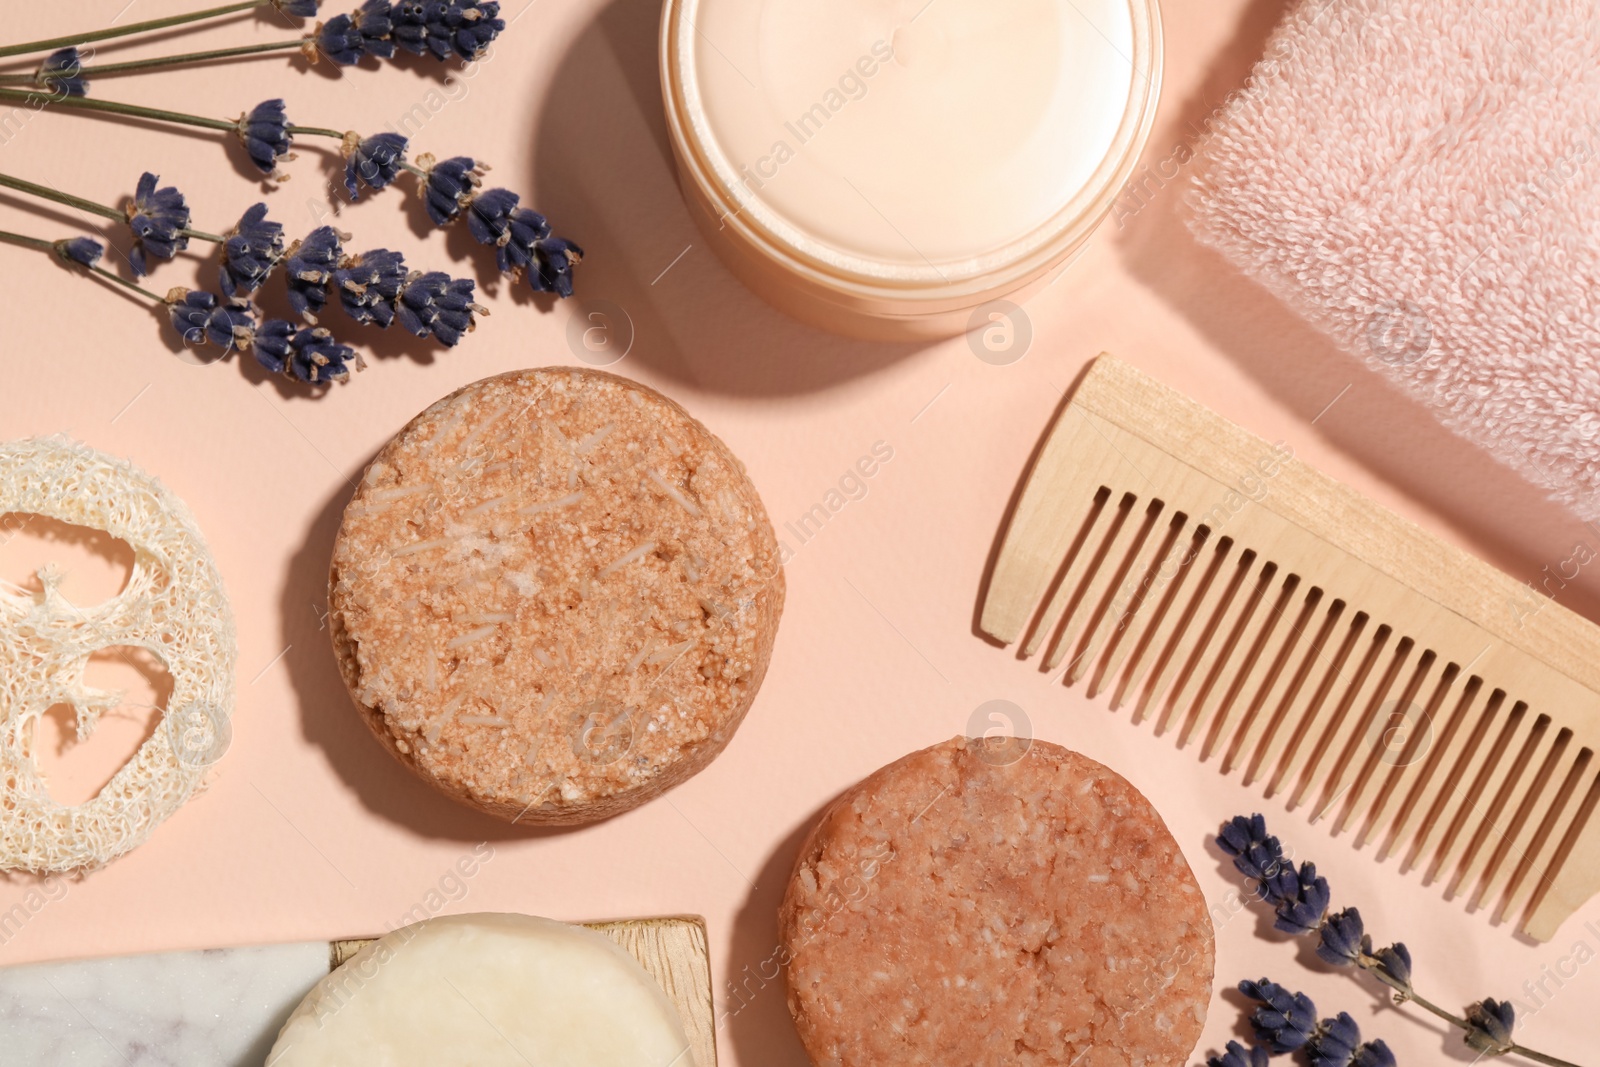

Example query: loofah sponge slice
[0,437,236,873]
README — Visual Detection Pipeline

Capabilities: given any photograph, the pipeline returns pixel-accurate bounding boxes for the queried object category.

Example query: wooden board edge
[330,915,717,1067]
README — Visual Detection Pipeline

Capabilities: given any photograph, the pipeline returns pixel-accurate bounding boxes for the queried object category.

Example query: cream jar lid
[664,0,1161,293]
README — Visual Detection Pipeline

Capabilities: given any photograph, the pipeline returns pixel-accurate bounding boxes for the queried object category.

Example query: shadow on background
[724,803,828,1067]
[530,0,926,396]
[1117,0,1600,626]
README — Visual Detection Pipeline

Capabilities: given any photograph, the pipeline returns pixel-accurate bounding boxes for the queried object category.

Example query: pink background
[2,1,1597,1064]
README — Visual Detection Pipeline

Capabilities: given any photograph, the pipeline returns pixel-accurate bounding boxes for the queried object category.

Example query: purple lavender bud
[343,131,408,199]
[53,236,103,268]
[1315,907,1366,967]
[395,270,483,347]
[37,48,87,98]
[1207,1041,1270,1067]
[238,99,294,176]
[317,13,366,65]
[529,236,582,298]
[256,319,359,382]
[1465,998,1515,1054]
[1273,861,1330,936]
[284,226,344,321]
[465,186,518,245]
[1239,979,1317,1055]
[1372,942,1412,994]
[167,289,255,352]
[221,203,285,298]
[288,325,360,383]
[254,318,296,375]
[333,248,408,327]
[495,206,548,274]
[421,155,483,225]
[126,172,190,277]
[354,0,396,58]
[1351,1041,1396,1067]
[1306,1012,1363,1067]
[393,1,504,62]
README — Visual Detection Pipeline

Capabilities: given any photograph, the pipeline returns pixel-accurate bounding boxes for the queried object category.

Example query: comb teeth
[1012,482,1600,931]
[979,355,1600,941]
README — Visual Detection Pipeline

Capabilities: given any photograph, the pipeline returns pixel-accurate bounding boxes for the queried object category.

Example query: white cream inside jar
[663,0,1161,336]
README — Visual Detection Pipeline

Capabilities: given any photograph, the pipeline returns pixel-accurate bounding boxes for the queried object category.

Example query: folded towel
[1189,0,1600,520]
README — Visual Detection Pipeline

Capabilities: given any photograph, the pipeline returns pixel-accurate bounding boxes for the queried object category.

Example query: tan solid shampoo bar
[267,914,694,1065]
[329,368,784,825]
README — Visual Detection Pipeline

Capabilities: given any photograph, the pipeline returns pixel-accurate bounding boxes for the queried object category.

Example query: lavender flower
[1213,814,1578,1067]
[253,318,296,374]
[392,0,504,62]
[274,0,323,15]
[316,14,366,65]
[343,131,408,199]
[126,172,190,277]
[1239,978,1317,1054]
[1351,1042,1397,1067]
[237,99,294,177]
[530,236,582,297]
[1274,861,1330,936]
[1307,1013,1363,1067]
[37,48,87,98]
[396,270,483,346]
[389,1,429,54]
[284,226,344,320]
[465,186,518,245]
[221,203,285,298]
[1316,907,1366,968]
[53,237,103,268]
[333,248,407,327]
[1218,814,1291,897]
[420,155,483,225]
[1370,942,1412,996]
[255,319,360,382]
[166,289,254,351]
[1306,1012,1394,1067]
[444,1,505,62]
[1465,999,1515,1054]
[496,206,547,273]
[354,0,396,58]
[459,185,582,296]
[1207,1041,1270,1067]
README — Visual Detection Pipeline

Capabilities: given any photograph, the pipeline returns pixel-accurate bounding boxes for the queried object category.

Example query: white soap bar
[266,914,694,1066]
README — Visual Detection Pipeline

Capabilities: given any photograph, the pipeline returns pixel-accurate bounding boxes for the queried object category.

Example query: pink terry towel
[1189,0,1600,520]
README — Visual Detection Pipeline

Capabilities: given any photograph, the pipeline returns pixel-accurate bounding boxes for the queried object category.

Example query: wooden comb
[980,354,1600,942]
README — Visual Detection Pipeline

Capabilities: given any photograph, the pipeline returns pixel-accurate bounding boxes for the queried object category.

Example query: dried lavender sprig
[0,1,313,61]
[0,225,367,384]
[0,87,344,140]
[0,41,309,85]
[0,1,503,80]
[0,89,341,181]
[338,133,583,295]
[0,230,129,283]
[0,227,199,308]
[0,29,388,85]
[1217,815,1587,1067]
[0,92,578,293]
[0,171,225,244]
[34,49,87,97]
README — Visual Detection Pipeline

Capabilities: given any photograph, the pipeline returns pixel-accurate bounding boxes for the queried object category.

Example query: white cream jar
[661,0,1162,339]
